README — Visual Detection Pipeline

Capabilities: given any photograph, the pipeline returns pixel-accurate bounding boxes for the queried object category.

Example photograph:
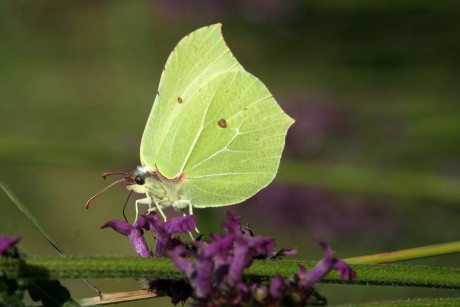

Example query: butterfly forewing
[140,24,244,178]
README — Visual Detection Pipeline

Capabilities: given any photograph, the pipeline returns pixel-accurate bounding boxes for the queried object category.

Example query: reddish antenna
[85,172,129,210]
[102,172,129,179]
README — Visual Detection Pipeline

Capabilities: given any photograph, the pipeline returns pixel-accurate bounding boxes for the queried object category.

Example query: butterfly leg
[135,197,153,222]
[182,211,196,241]
[156,199,170,221]
[187,202,200,233]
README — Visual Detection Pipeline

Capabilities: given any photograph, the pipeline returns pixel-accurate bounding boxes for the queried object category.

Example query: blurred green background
[1,1,459,305]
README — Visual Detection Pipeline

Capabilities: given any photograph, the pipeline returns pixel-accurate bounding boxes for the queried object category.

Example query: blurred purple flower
[241,184,401,244]
[0,235,20,256]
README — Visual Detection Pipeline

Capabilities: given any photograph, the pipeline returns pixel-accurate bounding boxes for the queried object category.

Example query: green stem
[345,241,460,264]
[1,257,459,289]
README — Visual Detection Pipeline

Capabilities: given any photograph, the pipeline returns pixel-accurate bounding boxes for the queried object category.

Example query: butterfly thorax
[126,166,184,206]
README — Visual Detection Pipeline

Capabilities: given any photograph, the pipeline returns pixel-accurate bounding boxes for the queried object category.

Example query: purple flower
[144,213,195,257]
[169,212,276,300]
[0,235,20,256]
[102,213,196,258]
[270,246,298,259]
[101,215,152,258]
[103,213,196,305]
[316,240,356,281]
[264,242,355,305]
[268,275,285,297]
[304,240,356,288]
[103,211,355,306]
[169,213,355,305]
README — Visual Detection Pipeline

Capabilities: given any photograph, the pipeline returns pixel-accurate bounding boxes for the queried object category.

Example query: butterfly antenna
[85,178,127,210]
[123,190,133,222]
[102,172,129,179]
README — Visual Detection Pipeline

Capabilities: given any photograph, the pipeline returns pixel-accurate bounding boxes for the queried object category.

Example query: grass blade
[0,178,64,256]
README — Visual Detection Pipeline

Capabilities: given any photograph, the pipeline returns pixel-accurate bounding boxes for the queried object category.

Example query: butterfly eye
[135,175,145,185]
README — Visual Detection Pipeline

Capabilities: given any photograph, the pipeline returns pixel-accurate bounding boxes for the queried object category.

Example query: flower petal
[269,275,285,298]
[304,241,356,289]
[101,218,152,258]
[0,236,20,256]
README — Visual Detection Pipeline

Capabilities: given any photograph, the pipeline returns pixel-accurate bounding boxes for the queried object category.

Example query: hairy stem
[1,257,459,289]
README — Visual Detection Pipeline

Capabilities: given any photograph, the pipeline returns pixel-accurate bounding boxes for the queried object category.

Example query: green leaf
[0,273,26,307]
[28,279,77,307]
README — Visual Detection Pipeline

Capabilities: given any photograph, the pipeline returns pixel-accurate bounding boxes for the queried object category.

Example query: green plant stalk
[1,257,459,289]
[345,241,460,264]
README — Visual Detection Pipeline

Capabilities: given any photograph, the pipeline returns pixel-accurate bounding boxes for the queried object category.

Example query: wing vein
[178,73,234,173]
[154,31,230,164]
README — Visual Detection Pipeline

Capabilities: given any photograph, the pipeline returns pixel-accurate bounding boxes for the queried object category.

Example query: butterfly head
[125,166,158,194]
[85,166,156,210]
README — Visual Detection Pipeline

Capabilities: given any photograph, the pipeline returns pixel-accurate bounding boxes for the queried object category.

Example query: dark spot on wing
[177,97,183,104]
[218,119,227,128]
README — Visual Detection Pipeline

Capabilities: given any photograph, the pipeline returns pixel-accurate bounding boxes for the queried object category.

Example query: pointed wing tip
[209,22,223,28]
[208,23,224,36]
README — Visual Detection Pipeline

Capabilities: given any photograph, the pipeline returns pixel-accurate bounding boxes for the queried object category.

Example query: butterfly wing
[140,23,244,176]
[157,70,293,207]
[141,24,293,208]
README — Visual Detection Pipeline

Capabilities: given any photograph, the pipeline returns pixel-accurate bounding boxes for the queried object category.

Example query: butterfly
[86,24,294,222]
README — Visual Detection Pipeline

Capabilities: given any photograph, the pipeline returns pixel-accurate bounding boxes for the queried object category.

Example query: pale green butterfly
[86,24,294,221]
